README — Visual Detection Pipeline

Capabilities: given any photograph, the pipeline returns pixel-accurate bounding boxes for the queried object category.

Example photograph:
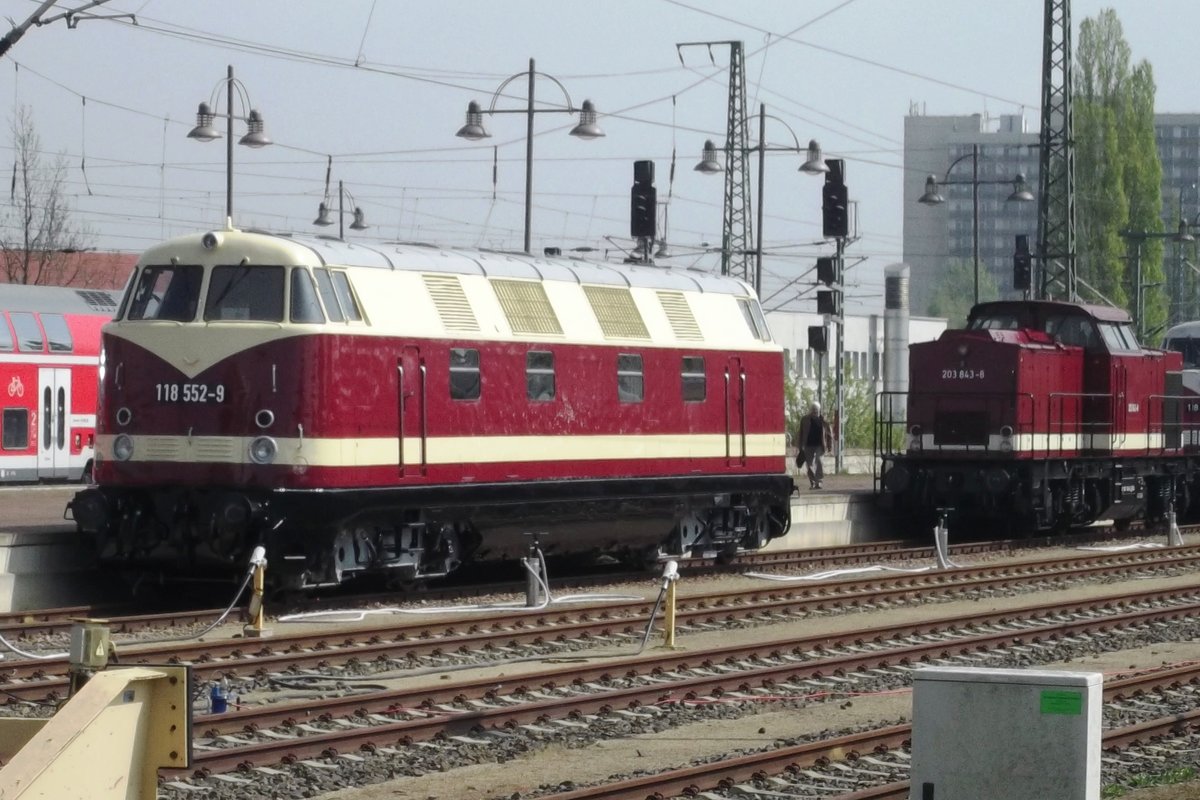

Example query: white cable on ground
[0,632,66,660]
[279,548,641,624]
[1076,542,1165,552]
[745,563,941,583]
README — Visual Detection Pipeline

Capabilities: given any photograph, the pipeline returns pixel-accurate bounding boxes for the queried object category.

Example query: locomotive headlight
[956,343,970,358]
[999,425,1014,452]
[248,436,278,465]
[113,434,134,462]
[909,424,923,451]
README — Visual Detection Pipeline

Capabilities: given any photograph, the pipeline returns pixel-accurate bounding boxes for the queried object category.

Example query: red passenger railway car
[70,227,793,588]
[878,300,1191,532]
[0,284,120,483]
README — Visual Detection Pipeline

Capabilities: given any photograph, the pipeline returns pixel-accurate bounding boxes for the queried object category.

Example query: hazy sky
[2,0,1196,312]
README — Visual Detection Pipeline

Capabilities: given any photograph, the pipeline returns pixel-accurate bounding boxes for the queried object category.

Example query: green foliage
[1076,9,1165,334]
[925,258,999,327]
[1101,766,1197,797]
[789,373,878,451]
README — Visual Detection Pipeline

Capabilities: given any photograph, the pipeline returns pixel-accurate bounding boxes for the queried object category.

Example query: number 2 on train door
[398,346,426,477]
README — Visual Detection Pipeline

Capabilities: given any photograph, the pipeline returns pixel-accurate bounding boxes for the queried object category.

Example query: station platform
[773,471,884,551]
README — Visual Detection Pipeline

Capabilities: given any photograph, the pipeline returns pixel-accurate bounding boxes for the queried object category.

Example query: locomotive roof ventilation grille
[656,290,703,341]
[75,290,119,312]
[490,278,564,336]
[583,285,650,340]
[421,274,479,333]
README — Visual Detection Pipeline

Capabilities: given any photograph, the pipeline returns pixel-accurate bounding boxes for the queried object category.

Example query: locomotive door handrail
[723,369,730,460]
[1048,391,1112,454]
[739,369,747,461]
[397,357,428,475]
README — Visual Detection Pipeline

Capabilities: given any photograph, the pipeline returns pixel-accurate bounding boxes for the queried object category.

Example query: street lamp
[694,103,826,295]
[1120,220,1194,340]
[454,58,603,254]
[918,144,1034,305]
[187,65,272,222]
[314,181,368,239]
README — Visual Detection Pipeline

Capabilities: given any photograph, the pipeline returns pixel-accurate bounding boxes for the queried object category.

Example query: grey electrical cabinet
[909,666,1102,800]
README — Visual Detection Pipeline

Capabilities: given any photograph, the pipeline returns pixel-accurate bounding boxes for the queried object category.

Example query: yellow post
[243,545,272,638]
[659,559,681,650]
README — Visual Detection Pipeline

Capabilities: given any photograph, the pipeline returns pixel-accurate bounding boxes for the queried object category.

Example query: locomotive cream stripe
[917,432,1167,452]
[97,432,786,466]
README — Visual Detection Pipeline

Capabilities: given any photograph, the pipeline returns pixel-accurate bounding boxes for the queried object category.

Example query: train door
[724,357,746,466]
[36,367,70,479]
[397,346,426,477]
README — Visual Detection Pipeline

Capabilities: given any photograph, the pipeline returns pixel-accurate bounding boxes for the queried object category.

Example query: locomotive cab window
[2,408,27,450]
[40,314,73,353]
[450,348,480,400]
[1044,313,1099,350]
[127,265,203,321]
[681,356,706,402]
[617,353,644,403]
[1166,336,1200,368]
[526,351,555,401]
[290,268,325,324]
[967,313,1020,330]
[205,265,284,322]
[9,313,43,352]
[1099,322,1140,353]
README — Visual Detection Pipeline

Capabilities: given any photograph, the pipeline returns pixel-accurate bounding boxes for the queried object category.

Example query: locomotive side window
[617,353,644,403]
[40,314,73,353]
[205,266,284,322]
[330,271,363,322]
[313,269,344,322]
[312,268,363,323]
[0,316,13,352]
[526,351,555,401]
[127,265,202,321]
[681,356,706,402]
[290,269,325,324]
[450,347,481,400]
[737,298,771,341]
[9,313,43,352]
[1,408,27,450]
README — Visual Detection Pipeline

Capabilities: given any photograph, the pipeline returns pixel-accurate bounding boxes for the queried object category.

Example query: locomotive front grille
[192,437,237,461]
[933,411,989,446]
[143,438,183,460]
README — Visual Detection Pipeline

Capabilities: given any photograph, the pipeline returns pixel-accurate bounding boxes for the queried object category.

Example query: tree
[0,105,93,285]
[1075,9,1164,335]
[925,258,998,329]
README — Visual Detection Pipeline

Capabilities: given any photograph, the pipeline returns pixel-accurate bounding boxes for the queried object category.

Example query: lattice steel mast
[677,40,751,282]
[1036,0,1077,300]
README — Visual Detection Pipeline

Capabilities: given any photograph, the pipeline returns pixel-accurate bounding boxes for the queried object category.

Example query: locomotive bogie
[72,228,794,586]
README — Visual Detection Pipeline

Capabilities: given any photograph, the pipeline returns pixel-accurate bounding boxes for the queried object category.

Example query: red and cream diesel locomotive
[69,227,793,587]
[879,299,1193,532]
[0,284,120,483]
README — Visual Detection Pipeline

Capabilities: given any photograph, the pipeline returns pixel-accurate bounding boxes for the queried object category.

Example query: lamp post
[314,181,368,239]
[454,58,603,254]
[1120,220,1194,341]
[695,103,827,296]
[186,65,272,222]
[918,144,1034,305]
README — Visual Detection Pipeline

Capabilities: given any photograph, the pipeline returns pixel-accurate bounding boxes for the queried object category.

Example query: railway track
[0,529,1175,642]
[157,582,1200,787]
[3,542,1200,703]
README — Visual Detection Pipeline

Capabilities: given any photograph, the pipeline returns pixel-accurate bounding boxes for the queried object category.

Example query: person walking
[796,401,833,489]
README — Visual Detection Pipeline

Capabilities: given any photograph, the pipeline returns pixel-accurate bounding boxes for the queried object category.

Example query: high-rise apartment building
[904,110,1200,319]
